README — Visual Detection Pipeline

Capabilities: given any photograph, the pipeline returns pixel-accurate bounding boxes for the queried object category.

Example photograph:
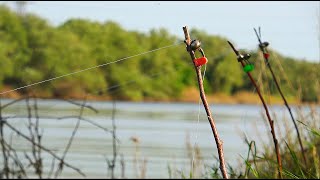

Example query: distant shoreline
[1,88,318,106]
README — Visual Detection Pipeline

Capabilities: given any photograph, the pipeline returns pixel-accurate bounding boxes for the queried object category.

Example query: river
[1,98,318,178]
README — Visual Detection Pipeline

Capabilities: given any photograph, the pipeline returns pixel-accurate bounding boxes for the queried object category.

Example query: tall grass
[201,105,320,179]
[168,104,319,179]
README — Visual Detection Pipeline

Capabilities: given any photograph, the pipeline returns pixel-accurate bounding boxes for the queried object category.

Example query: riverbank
[0,86,318,105]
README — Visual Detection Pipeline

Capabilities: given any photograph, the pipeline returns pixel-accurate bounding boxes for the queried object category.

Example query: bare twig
[56,116,112,135]
[0,99,10,179]
[228,41,282,178]
[183,26,228,179]
[47,157,56,179]
[1,97,27,110]
[33,96,43,176]
[106,100,122,178]
[0,98,32,179]
[120,153,125,179]
[64,99,98,113]
[110,100,118,178]
[3,121,86,177]
[54,96,87,178]
[5,136,27,178]
[25,96,43,178]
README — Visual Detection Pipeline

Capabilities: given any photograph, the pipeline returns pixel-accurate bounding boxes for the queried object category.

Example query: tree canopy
[0,5,318,102]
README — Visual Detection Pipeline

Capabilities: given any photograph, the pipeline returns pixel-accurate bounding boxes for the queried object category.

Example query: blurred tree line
[0,5,319,102]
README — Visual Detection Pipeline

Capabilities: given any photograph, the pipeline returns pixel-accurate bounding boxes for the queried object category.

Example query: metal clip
[228,41,254,73]
[238,54,254,72]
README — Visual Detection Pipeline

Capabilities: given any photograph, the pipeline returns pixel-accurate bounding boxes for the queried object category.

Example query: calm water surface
[1,99,319,178]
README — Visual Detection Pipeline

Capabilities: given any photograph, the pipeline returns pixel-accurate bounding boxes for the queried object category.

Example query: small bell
[190,40,201,51]
[237,53,251,62]
[238,53,254,73]
[243,53,251,60]
[259,41,269,48]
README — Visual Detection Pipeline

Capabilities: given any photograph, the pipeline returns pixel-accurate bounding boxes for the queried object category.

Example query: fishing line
[240,56,265,146]
[270,52,295,92]
[11,67,183,112]
[191,64,207,175]
[0,42,183,96]
[101,66,184,96]
[259,54,271,104]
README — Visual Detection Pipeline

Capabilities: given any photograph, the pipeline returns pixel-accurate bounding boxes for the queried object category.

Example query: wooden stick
[228,41,282,178]
[240,60,283,178]
[183,26,228,179]
[253,28,307,166]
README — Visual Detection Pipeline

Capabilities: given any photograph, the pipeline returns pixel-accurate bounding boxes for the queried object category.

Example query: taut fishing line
[191,64,207,176]
[0,42,183,96]
[270,52,295,92]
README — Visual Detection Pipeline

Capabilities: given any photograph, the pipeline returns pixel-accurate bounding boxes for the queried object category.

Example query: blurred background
[0,1,318,102]
[0,1,319,179]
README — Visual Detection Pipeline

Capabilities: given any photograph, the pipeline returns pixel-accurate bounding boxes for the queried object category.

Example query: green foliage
[0,4,318,102]
[0,5,29,87]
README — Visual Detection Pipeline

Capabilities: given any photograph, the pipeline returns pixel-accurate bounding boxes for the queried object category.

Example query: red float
[193,57,208,67]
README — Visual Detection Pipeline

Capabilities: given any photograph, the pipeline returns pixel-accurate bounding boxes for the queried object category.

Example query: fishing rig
[227,40,283,179]
[254,27,307,167]
[189,39,208,67]
[227,41,254,73]
[183,26,228,179]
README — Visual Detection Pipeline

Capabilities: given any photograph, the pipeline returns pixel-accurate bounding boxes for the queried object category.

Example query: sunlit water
[1,98,318,178]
